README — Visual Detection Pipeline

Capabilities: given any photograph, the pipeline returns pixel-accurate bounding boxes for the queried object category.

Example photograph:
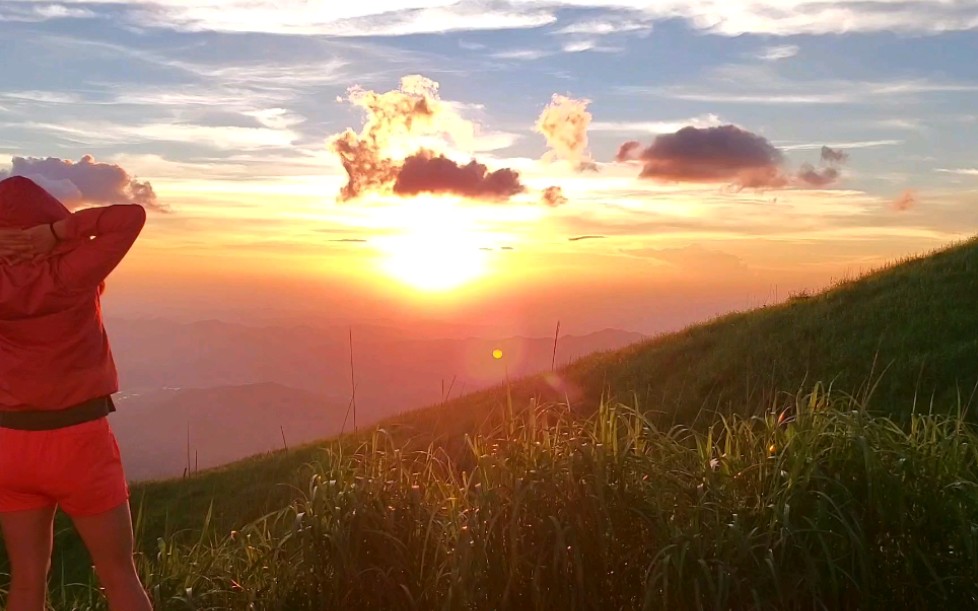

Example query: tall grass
[17,389,978,610]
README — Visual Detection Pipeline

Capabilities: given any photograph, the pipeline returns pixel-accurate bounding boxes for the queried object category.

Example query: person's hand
[0,229,34,263]
[23,224,59,259]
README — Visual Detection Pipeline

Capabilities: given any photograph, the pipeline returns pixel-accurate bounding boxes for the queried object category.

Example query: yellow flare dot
[492,349,504,360]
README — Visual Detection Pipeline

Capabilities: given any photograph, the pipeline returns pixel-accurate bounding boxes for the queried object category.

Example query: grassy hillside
[41,396,978,609]
[396,235,978,450]
[8,237,978,607]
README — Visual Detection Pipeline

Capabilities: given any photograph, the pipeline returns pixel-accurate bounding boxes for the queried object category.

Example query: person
[0,176,152,611]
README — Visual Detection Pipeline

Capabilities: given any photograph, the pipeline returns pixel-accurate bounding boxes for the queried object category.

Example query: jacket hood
[0,176,71,230]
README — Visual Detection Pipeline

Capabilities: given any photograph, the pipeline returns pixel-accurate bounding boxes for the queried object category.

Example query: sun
[374,198,493,292]
[380,233,488,291]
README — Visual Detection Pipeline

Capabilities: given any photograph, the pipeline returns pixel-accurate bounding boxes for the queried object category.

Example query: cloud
[820,146,849,164]
[796,164,841,188]
[0,3,95,22]
[330,75,470,201]
[329,75,528,203]
[644,68,978,106]
[0,90,83,104]
[491,48,554,61]
[128,123,298,149]
[569,235,605,242]
[937,168,978,176]
[758,45,799,61]
[536,94,597,171]
[872,119,922,131]
[781,140,901,151]
[243,108,306,130]
[892,189,918,211]
[24,1,978,36]
[552,18,652,36]
[616,125,788,187]
[92,1,558,36]
[4,119,298,151]
[591,114,724,134]
[542,186,568,207]
[561,40,622,53]
[620,0,978,35]
[0,155,163,210]
[392,151,525,201]
[615,141,643,162]
[615,124,855,189]
[795,145,848,187]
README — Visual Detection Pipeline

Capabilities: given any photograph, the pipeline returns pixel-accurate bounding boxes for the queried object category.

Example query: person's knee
[93,555,140,587]
[9,555,51,585]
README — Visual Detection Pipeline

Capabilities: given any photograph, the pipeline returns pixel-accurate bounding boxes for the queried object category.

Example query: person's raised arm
[46,205,147,292]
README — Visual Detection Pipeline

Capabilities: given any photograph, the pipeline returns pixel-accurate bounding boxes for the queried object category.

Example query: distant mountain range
[105,319,645,479]
[112,382,339,481]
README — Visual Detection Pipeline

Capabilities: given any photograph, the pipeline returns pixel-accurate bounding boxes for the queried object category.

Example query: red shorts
[0,417,129,516]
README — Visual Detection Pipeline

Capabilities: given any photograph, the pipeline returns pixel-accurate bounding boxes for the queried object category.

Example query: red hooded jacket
[0,176,146,411]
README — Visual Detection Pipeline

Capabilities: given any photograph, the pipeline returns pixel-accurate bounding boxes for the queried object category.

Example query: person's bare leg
[70,502,151,611]
[0,506,56,611]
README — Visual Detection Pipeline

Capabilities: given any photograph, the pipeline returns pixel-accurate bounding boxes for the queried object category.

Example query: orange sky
[6,64,977,335]
[101,160,967,336]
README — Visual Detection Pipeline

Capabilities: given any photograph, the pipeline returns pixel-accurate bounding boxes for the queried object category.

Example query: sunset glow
[379,232,489,292]
[3,5,977,604]
[374,199,493,292]
[0,0,975,333]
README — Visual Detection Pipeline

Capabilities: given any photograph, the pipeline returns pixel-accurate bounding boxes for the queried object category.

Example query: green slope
[579,235,978,419]
[40,236,978,580]
[400,235,978,445]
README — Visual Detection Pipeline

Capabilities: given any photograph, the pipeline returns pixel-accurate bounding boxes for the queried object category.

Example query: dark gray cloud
[392,150,525,201]
[616,125,787,187]
[616,125,856,190]
[0,155,163,210]
[821,146,849,164]
[797,145,848,187]
[796,164,841,187]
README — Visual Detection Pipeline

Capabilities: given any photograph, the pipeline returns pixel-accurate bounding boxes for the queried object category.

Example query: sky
[1,0,977,336]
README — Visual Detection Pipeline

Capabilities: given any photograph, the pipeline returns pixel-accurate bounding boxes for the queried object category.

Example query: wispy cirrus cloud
[638,62,978,106]
[10,0,977,36]
[0,91,85,104]
[663,81,978,105]
[569,0,978,36]
[0,2,95,22]
[490,48,555,61]
[3,120,298,150]
[937,168,978,176]
[757,45,799,61]
[779,140,902,152]
[53,0,557,36]
[591,114,724,134]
